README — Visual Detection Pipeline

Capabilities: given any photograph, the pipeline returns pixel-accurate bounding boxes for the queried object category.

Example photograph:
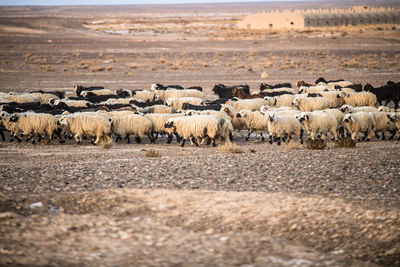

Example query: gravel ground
[1,137,400,266]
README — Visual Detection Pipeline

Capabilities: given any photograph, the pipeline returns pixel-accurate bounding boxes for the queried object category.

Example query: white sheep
[132,90,156,102]
[184,110,232,122]
[98,98,143,105]
[164,115,222,147]
[334,87,355,93]
[141,105,175,114]
[3,112,61,143]
[327,80,353,89]
[266,114,303,145]
[155,89,204,102]
[226,98,267,112]
[237,110,269,141]
[319,91,346,108]
[27,93,59,105]
[340,104,377,114]
[53,99,92,108]
[292,97,331,112]
[372,112,397,140]
[298,84,330,94]
[342,112,376,141]
[260,87,296,94]
[377,106,395,113]
[0,94,36,103]
[263,94,295,107]
[343,92,377,107]
[298,111,339,141]
[166,97,204,110]
[59,114,112,145]
[111,114,154,144]
[80,89,116,97]
[144,113,184,143]
[260,105,296,112]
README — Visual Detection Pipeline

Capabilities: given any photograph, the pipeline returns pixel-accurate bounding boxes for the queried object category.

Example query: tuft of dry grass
[334,137,356,148]
[218,144,244,154]
[145,149,162,158]
[91,66,106,72]
[40,65,55,72]
[305,139,326,150]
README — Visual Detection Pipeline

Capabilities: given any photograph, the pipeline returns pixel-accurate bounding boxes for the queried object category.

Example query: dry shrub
[305,139,326,150]
[106,66,113,71]
[91,66,106,72]
[334,137,356,148]
[145,149,161,158]
[260,71,269,79]
[128,64,137,69]
[40,65,55,72]
[286,141,302,150]
[218,144,244,154]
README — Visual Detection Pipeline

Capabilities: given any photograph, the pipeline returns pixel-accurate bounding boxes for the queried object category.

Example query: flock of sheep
[0,78,400,148]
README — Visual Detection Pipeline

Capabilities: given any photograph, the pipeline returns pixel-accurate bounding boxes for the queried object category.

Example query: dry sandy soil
[0,2,400,266]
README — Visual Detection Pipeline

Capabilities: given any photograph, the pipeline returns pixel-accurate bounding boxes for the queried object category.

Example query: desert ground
[0,2,400,266]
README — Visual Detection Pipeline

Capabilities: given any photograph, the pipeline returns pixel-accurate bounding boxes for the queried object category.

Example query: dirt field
[0,2,400,266]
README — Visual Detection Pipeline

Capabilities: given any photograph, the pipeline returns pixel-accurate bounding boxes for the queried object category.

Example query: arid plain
[0,2,400,266]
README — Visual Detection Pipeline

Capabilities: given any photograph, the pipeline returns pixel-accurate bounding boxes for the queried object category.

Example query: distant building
[238,7,400,30]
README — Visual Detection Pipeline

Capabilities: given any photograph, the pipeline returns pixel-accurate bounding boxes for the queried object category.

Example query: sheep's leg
[245,129,253,141]
[180,138,186,147]
[135,136,142,144]
[366,130,372,142]
[167,134,173,144]
[277,136,281,146]
[154,132,159,140]
[0,131,4,142]
[125,134,130,144]
[175,133,182,143]
[148,132,155,143]
[191,137,199,147]
[351,132,358,142]
[211,138,216,147]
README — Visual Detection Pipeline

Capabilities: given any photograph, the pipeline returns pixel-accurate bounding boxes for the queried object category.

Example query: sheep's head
[292,98,300,107]
[0,111,9,119]
[9,114,19,122]
[298,113,309,123]
[164,120,175,129]
[340,105,351,113]
[343,114,354,124]
[268,114,275,123]
[364,83,373,91]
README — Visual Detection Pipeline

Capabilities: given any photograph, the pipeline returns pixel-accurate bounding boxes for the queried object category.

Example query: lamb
[342,112,376,141]
[263,94,295,107]
[343,92,377,107]
[164,115,223,147]
[292,97,331,112]
[144,113,184,143]
[236,110,269,141]
[59,114,112,145]
[297,111,339,141]
[226,98,267,112]
[220,106,248,133]
[340,104,377,114]
[166,97,204,110]
[267,114,303,145]
[111,114,154,144]
[327,80,353,89]
[387,113,400,139]
[372,112,397,140]
[3,112,62,143]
